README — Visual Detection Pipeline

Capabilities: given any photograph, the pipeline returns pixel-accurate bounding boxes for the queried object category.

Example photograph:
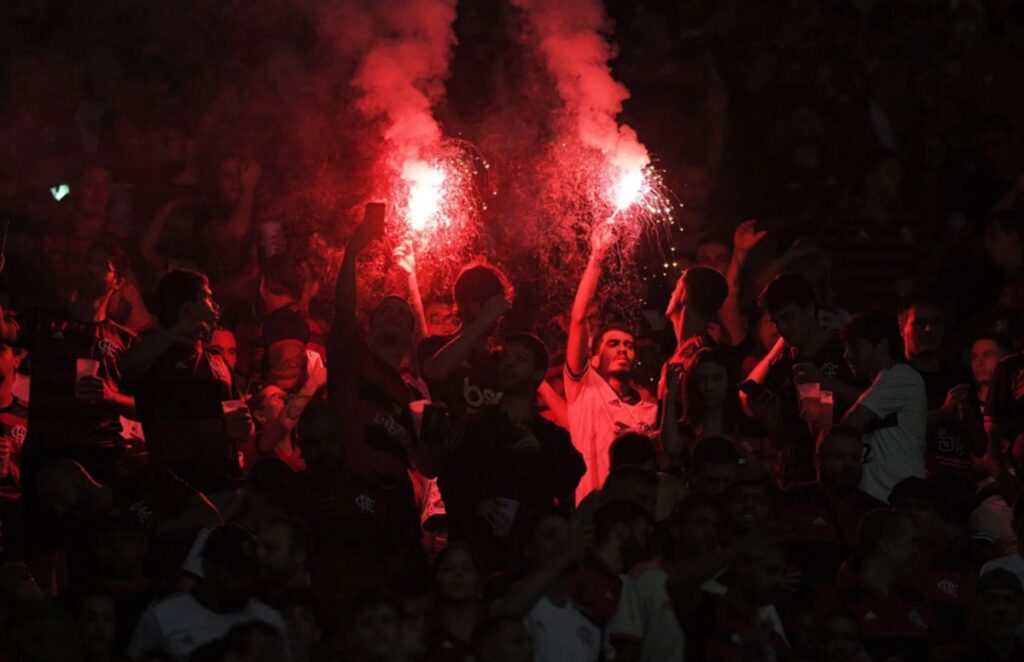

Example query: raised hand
[393,240,416,275]
[733,219,766,257]
[349,202,386,254]
[240,159,262,191]
[590,222,618,260]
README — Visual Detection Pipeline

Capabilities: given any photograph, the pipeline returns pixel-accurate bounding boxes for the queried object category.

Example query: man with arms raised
[565,224,657,504]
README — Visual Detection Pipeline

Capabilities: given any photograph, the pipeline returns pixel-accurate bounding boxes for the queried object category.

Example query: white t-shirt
[127,591,285,661]
[856,363,927,502]
[524,595,602,662]
[608,561,685,662]
[564,365,658,503]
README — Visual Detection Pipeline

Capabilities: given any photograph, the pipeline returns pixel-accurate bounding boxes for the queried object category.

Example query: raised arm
[394,240,429,339]
[330,203,385,350]
[220,159,261,240]
[566,223,617,377]
[421,295,508,382]
[721,220,764,346]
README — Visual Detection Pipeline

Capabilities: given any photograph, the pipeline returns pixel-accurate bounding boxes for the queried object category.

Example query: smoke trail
[509,0,650,200]
[330,0,458,232]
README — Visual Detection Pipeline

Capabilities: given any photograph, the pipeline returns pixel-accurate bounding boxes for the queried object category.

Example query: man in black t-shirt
[121,270,253,494]
[418,261,512,422]
[899,299,983,476]
[0,241,137,485]
[440,333,584,563]
[748,274,861,485]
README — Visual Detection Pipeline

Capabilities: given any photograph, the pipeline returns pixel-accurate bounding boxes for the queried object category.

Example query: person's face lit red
[207,329,238,370]
[972,338,1003,385]
[0,343,22,388]
[595,330,636,379]
[843,336,880,381]
[818,615,862,662]
[219,157,243,205]
[77,249,120,298]
[75,167,112,220]
[692,360,728,409]
[498,343,542,393]
[696,241,731,275]
[425,301,458,337]
[901,304,944,359]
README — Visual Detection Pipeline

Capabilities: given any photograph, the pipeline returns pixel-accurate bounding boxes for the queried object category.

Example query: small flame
[611,166,648,212]
[403,160,446,231]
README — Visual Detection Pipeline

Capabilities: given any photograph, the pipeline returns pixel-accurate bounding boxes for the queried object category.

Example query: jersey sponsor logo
[820,361,840,378]
[49,331,64,341]
[936,580,959,598]
[907,610,928,629]
[355,494,376,513]
[127,499,153,526]
[463,377,501,409]
[371,410,411,445]
[575,625,594,646]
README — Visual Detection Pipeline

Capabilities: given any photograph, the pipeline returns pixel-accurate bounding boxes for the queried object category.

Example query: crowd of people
[5,0,1024,661]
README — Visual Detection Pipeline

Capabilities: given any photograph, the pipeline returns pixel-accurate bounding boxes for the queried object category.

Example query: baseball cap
[977,568,1024,597]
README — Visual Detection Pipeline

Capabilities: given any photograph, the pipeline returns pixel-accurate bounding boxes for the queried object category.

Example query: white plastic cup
[819,390,835,422]
[76,358,100,382]
[796,382,821,419]
[221,399,246,416]
[491,498,520,537]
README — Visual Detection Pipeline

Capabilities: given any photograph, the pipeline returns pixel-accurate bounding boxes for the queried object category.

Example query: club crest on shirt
[95,338,121,359]
[6,425,26,444]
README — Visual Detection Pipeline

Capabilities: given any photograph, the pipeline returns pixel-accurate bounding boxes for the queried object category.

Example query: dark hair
[272,587,323,629]
[973,332,1013,354]
[690,437,740,473]
[593,500,651,544]
[370,295,414,329]
[609,432,658,469]
[262,254,308,300]
[682,267,729,318]
[603,465,658,496]
[841,311,903,362]
[696,232,731,250]
[151,269,209,329]
[504,332,550,373]
[683,348,741,433]
[453,263,510,315]
[87,239,130,280]
[758,273,818,314]
[590,322,635,356]
[526,507,572,538]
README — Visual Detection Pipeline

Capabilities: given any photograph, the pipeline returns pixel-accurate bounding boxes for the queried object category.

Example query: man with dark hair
[440,332,584,562]
[829,510,934,661]
[0,241,136,484]
[493,510,599,661]
[899,298,982,477]
[120,269,251,493]
[840,311,928,502]
[564,224,658,503]
[688,437,740,497]
[419,260,512,420]
[41,165,129,301]
[326,205,432,557]
[747,272,860,485]
[128,524,285,660]
[666,265,732,366]
[781,425,885,587]
[257,516,311,602]
[695,233,732,274]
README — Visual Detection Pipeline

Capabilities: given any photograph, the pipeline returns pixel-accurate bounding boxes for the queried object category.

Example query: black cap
[202,524,258,571]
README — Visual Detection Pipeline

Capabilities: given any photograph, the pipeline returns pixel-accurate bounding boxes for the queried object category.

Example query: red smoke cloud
[510,0,650,211]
